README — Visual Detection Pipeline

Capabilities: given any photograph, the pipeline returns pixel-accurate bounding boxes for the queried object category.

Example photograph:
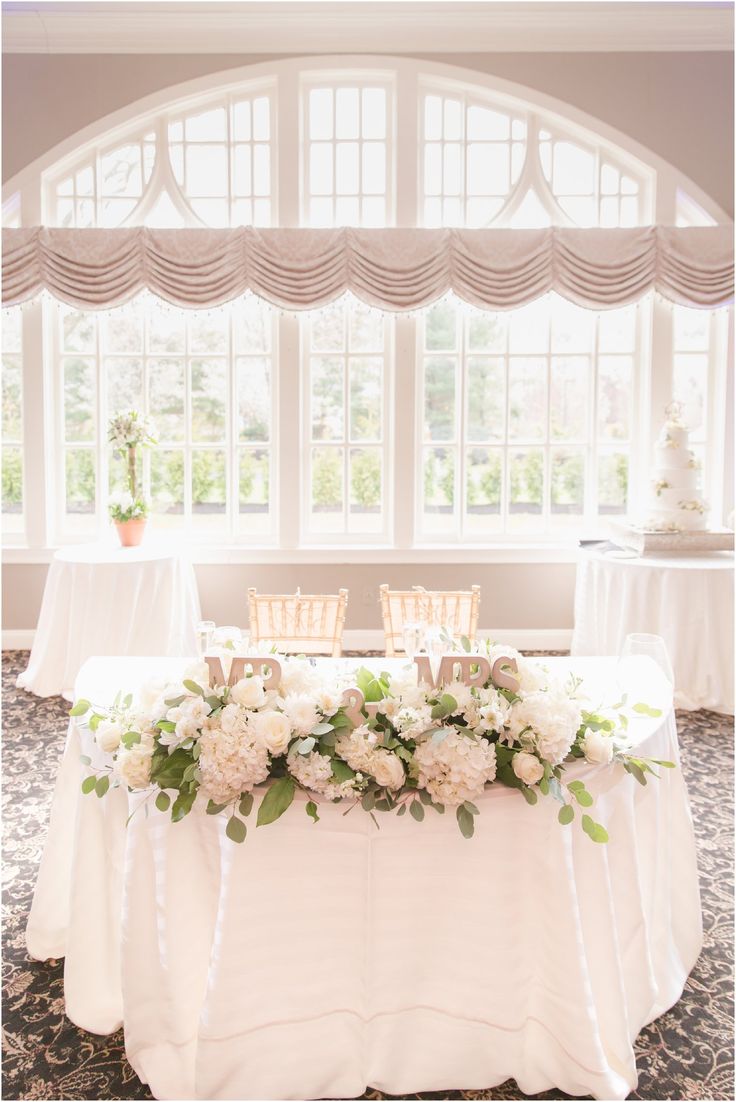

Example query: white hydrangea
[197,722,270,806]
[393,705,435,741]
[282,693,320,736]
[335,727,405,790]
[115,732,155,790]
[278,660,323,698]
[507,689,582,765]
[286,747,356,800]
[413,729,497,807]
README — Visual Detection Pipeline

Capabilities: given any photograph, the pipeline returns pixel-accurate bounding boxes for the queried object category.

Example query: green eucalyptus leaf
[79,754,92,766]
[256,776,295,827]
[330,760,356,784]
[69,698,91,717]
[81,775,97,795]
[206,799,228,815]
[419,789,432,805]
[581,814,609,843]
[410,800,425,822]
[155,791,171,813]
[463,801,480,815]
[164,694,186,708]
[183,679,205,697]
[95,775,110,798]
[226,815,247,843]
[520,785,537,805]
[460,635,471,652]
[171,788,196,823]
[312,722,334,736]
[573,788,594,807]
[297,736,316,755]
[558,803,574,825]
[633,702,662,717]
[305,800,319,823]
[239,792,254,817]
[88,714,102,732]
[361,790,376,811]
[396,803,407,817]
[456,804,474,839]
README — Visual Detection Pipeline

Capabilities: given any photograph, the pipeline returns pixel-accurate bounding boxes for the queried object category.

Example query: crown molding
[2,1,734,54]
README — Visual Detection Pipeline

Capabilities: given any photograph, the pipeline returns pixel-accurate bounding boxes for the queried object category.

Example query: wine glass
[617,632,674,709]
[195,620,215,658]
[402,621,424,662]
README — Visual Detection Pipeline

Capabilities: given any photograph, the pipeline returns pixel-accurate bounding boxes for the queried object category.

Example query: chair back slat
[248,588,349,657]
[379,584,481,656]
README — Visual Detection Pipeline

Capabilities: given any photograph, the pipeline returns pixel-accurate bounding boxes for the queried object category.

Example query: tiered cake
[646,405,708,532]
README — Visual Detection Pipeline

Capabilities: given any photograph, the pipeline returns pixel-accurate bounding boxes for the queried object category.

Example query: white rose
[582,730,614,765]
[230,676,266,709]
[512,751,544,786]
[371,751,405,790]
[253,710,292,756]
[95,718,123,754]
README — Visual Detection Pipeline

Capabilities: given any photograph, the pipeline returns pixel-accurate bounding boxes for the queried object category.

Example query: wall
[1,560,577,640]
[3,51,734,215]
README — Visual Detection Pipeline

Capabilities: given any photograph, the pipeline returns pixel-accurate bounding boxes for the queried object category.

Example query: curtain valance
[3,225,733,312]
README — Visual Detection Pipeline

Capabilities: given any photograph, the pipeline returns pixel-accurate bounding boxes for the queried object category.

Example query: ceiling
[1,1,734,54]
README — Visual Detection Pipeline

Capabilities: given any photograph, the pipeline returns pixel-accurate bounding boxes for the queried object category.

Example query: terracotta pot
[115,518,147,547]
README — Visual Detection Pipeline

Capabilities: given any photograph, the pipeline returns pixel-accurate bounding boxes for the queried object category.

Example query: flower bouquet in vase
[107,410,156,547]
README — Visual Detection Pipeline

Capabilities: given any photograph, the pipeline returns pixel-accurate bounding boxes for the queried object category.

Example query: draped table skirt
[16,542,201,700]
[26,656,702,1101]
[571,548,734,714]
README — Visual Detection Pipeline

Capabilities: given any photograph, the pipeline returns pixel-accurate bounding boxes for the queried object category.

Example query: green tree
[312,449,342,509]
[2,448,22,508]
[350,450,381,510]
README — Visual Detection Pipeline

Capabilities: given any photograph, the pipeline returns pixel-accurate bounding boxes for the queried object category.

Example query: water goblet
[617,632,674,710]
[195,620,215,658]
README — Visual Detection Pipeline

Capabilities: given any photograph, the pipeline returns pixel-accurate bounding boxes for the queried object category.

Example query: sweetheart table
[26,655,702,1101]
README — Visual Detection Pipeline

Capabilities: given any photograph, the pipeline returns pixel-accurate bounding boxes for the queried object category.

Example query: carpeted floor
[2,649,734,1102]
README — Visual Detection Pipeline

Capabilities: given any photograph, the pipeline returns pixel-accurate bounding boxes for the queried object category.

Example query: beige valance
[2,225,733,312]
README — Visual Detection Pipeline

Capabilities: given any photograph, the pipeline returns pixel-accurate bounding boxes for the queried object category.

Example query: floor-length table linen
[571,548,734,714]
[16,542,201,700]
[26,655,702,1102]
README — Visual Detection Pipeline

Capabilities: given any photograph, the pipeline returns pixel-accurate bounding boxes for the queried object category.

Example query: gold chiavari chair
[247,587,349,657]
[379,584,481,656]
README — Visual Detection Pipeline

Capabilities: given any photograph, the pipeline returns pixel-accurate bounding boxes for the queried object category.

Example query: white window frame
[2,54,731,559]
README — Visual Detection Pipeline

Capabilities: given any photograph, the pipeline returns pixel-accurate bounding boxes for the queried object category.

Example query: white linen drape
[3,225,732,311]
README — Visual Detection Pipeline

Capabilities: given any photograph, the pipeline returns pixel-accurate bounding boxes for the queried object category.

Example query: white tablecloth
[26,655,702,1101]
[571,549,734,714]
[16,541,202,700]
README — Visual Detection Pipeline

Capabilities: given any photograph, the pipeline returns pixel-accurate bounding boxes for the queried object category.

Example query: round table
[16,541,202,701]
[26,655,701,1102]
[571,548,734,714]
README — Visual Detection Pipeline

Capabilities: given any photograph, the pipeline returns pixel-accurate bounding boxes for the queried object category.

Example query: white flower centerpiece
[73,637,672,844]
[107,410,157,546]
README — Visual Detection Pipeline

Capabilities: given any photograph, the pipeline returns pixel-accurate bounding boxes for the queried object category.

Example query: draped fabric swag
[2,225,733,312]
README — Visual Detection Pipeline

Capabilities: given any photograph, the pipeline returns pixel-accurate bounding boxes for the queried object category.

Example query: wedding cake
[646,404,708,532]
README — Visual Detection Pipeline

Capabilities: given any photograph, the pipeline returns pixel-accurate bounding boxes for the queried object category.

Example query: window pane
[674,306,710,351]
[598,305,636,353]
[149,359,185,442]
[238,448,270,536]
[237,357,270,442]
[185,145,228,196]
[597,355,632,440]
[336,143,359,194]
[189,312,228,355]
[424,357,456,442]
[336,88,359,139]
[147,304,186,354]
[508,358,546,441]
[550,356,588,440]
[311,357,344,440]
[508,449,544,530]
[311,446,344,530]
[2,445,23,522]
[105,357,143,416]
[309,89,334,140]
[509,298,550,354]
[192,449,227,529]
[550,448,585,523]
[674,353,708,433]
[99,144,142,198]
[423,446,456,534]
[467,312,506,353]
[598,451,628,515]
[151,449,184,522]
[185,107,227,141]
[191,359,227,443]
[349,447,382,533]
[465,447,502,535]
[425,302,457,351]
[65,449,96,519]
[349,305,383,352]
[349,358,382,442]
[467,357,504,442]
[63,310,96,353]
[362,88,386,139]
[552,141,595,194]
[2,355,23,440]
[103,309,143,354]
[235,299,271,353]
[64,357,96,442]
[310,143,333,195]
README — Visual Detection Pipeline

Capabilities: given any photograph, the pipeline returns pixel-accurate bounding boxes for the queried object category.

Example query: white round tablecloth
[571,549,734,714]
[26,655,702,1101]
[16,542,202,700]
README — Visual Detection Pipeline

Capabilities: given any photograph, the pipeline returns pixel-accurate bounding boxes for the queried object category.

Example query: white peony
[115,733,155,790]
[95,718,123,754]
[508,689,582,765]
[413,729,497,806]
[371,751,405,790]
[279,661,322,698]
[282,693,320,736]
[316,687,343,717]
[582,729,615,765]
[230,676,266,709]
[512,751,545,786]
[252,709,292,756]
[336,728,405,790]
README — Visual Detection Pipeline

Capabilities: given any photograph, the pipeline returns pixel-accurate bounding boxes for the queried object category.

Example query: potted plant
[107,410,157,547]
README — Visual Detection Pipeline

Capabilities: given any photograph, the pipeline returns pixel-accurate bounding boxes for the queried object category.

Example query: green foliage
[226,815,247,843]
[256,775,295,826]
[312,449,342,509]
[2,447,22,507]
[350,449,381,509]
[69,698,91,717]
[306,800,319,823]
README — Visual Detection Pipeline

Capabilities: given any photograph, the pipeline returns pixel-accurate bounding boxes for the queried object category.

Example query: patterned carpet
[2,649,734,1102]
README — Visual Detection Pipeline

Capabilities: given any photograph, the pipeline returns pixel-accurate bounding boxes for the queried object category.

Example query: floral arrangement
[107,410,157,522]
[72,641,671,844]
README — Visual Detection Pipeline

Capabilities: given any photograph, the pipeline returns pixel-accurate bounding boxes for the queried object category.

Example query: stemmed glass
[195,620,216,658]
[617,632,675,709]
[402,621,425,662]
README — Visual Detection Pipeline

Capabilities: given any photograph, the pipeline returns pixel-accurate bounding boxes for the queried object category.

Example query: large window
[3,58,730,551]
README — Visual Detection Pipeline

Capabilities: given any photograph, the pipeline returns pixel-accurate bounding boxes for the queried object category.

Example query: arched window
[3,57,731,553]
